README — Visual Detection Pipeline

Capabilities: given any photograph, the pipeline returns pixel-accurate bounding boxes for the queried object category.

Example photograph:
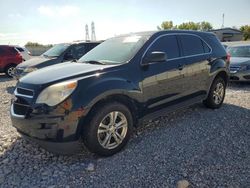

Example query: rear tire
[82,102,133,156]
[203,77,226,109]
[5,65,16,77]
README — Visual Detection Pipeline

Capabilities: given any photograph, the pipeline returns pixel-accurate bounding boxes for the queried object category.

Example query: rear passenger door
[178,34,211,97]
[142,35,186,110]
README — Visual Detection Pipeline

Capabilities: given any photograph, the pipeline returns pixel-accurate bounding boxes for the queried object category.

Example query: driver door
[141,35,186,111]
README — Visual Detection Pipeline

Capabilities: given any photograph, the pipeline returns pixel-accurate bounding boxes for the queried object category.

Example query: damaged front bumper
[10,97,86,154]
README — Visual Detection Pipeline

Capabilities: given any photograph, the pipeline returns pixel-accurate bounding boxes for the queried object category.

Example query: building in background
[211,28,243,42]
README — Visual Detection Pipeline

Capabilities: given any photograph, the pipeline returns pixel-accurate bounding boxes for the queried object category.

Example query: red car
[0,45,23,77]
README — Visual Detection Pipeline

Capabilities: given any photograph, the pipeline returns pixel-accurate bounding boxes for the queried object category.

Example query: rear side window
[8,47,18,55]
[148,35,180,59]
[180,35,209,56]
[16,47,24,52]
[86,43,99,52]
[74,45,86,59]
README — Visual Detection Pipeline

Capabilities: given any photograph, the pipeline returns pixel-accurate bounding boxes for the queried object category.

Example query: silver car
[228,44,250,82]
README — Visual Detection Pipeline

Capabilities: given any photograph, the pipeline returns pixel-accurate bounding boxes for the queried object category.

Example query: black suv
[11,30,229,156]
[14,41,101,79]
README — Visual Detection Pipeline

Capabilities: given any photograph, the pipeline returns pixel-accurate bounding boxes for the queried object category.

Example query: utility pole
[221,13,224,28]
[91,22,96,41]
[85,24,89,41]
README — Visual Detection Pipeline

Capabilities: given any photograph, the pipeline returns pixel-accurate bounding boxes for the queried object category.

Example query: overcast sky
[0,0,249,46]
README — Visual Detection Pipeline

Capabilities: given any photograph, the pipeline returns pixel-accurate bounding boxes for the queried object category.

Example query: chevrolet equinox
[11,30,229,156]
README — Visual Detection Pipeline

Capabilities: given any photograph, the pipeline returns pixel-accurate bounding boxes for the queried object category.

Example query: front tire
[83,102,133,156]
[203,77,226,109]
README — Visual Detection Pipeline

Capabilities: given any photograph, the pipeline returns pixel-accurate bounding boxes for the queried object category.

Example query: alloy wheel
[97,111,128,149]
[213,82,224,105]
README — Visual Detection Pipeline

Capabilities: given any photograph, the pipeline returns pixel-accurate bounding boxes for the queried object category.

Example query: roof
[116,30,214,38]
[210,27,242,34]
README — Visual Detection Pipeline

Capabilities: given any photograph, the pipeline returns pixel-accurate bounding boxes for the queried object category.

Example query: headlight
[23,67,38,73]
[36,80,78,106]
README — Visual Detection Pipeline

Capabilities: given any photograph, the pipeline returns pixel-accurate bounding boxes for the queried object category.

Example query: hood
[19,62,117,85]
[230,57,250,66]
[17,56,56,68]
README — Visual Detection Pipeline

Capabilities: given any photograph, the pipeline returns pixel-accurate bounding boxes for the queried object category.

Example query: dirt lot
[0,74,249,188]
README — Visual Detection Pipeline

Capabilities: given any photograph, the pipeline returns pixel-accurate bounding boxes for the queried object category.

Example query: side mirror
[142,51,167,66]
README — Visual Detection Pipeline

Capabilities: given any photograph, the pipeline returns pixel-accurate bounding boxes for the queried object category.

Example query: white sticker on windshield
[123,36,141,43]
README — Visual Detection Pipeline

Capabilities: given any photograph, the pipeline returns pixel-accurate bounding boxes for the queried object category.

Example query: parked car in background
[227,44,250,81]
[11,30,229,156]
[14,41,102,79]
[14,46,31,61]
[0,45,23,77]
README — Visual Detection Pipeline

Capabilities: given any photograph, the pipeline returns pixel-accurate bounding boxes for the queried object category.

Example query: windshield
[78,35,149,64]
[228,46,250,58]
[43,44,70,57]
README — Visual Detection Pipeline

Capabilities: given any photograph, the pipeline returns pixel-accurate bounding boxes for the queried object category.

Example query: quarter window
[148,35,180,59]
[180,35,207,56]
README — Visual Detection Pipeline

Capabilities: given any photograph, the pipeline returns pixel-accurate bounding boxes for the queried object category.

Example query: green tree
[178,22,200,30]
[240,25,250,40]
[160,21,174,30]
[25,42,52,48]
[199,21,213,31]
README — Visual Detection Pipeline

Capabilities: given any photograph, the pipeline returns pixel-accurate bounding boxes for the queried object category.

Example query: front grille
[13,97,30,116]
[243,75,250,80]
[230,65,241,72]
[16,87,34,97]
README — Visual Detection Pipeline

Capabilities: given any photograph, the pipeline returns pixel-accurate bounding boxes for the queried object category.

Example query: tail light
[226,53,231,64]
[16,52,23,61]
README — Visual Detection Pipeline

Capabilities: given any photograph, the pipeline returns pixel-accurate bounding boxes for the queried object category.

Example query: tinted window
[148,35,180,59]
[16,47,24,52]
[74,45,86,59]
[86,43,99,51]
[228,46,250,57]
[8,47,18,55]
[202,41,211,53]
[180,35,205,56]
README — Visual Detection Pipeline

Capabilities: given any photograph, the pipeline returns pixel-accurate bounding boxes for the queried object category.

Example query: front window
[228,46,250,58]
[43,44,70,58]
[78,35,149,64]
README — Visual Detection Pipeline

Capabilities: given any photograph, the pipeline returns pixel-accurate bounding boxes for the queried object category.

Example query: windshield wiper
[84,60,106,65]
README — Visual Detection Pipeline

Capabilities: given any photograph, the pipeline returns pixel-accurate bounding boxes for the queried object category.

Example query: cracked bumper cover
[10,99,86,154]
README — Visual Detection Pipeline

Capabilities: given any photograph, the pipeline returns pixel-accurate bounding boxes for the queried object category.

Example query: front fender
[71,77,142,114]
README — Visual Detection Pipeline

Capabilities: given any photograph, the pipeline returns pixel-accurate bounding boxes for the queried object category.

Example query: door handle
[178,64,184,70]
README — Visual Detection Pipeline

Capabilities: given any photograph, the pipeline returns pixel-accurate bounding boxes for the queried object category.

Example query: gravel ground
[0,74,249,188]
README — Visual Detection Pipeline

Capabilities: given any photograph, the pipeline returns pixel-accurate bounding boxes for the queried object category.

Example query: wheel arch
[4,63,17,71]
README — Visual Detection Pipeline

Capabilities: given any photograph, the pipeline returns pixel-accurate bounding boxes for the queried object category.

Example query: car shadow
[228,81,250,90]
[0,103,249,186]
[0,74,13,83]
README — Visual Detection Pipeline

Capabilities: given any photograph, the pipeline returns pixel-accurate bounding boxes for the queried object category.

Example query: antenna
[91,22,96,41]
[85,24,89,41]
[221,13,224,28]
